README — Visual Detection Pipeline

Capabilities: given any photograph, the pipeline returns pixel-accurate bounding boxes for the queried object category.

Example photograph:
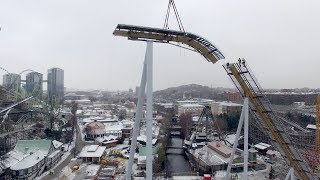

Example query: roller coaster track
[223,60,315,179]
[0,96,33,114]
[275,114,311,133]
[0,124,35,138]
[113,24,225,64]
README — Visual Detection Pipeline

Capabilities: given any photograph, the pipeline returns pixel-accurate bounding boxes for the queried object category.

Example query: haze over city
[0,0,319,90]
[2,0,320,180]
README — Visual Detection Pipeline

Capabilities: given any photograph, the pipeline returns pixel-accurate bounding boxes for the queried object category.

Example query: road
[40,122,84,180]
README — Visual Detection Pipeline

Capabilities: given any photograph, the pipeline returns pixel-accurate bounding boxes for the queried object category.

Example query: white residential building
[0,139,63,180]
[211,101,242,115]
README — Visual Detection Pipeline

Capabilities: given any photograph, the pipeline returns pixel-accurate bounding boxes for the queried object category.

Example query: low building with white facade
[0,139,63,180]
[78,145,106,163]
[177,103,204,116]
[211,101,242,115]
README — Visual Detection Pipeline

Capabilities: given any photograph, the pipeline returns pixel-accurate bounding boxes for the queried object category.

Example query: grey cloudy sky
[0,0,319,91]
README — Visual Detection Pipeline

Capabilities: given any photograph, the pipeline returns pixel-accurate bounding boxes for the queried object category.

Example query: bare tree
[70,101,78,140]
[179,113,193,138]
[118,109,127,120]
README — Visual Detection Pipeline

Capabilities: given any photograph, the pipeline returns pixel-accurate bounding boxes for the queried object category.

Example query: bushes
[218,113,241,132]
[44,128,62,140]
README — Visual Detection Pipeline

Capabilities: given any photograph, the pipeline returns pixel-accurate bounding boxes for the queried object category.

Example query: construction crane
[223,60,315,180]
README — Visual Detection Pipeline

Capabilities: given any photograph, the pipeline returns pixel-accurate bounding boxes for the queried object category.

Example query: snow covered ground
[55,164,76,180]
[214,166,270,180]
[56,163,101,180]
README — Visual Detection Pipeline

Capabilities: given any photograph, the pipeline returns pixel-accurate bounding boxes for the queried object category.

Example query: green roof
[15,139,52,155]
[139,144,159,156]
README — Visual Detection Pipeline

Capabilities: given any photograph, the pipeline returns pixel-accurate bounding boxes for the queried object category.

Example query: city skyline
[0,0,319,91]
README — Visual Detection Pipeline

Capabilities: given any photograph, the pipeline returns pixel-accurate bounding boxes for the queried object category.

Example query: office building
[47,68,64,103]
[2,73,21,91]
[26,72,43,98]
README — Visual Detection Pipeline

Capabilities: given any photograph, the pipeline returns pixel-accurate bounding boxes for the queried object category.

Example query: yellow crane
[224,60,315,179]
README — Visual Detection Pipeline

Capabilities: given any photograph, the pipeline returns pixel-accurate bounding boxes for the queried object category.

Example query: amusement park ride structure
[113,20,317,180]
[223,60,316,179]
[0,67,61,134]
[112,21,318,180]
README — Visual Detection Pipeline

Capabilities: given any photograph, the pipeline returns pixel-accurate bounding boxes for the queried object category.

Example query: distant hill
[154,84,234,102]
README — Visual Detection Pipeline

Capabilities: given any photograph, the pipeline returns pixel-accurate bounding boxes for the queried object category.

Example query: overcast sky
[0,0,319,91]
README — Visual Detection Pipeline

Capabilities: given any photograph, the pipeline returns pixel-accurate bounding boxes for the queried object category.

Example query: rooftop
[78,145,106,158]
[52,140,63,149]
[137,135,158,145]
[192,145,231,166]
[180,103,204,108]
[254,142,271,150]
[208,141,232,158]
[96,135,118,143]
[213,101,242,107]
[10,150,46,170]
[306,124,316,130]
[15,139,52,155]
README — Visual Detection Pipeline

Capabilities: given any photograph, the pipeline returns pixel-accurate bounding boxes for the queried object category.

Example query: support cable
[163,0,185,32]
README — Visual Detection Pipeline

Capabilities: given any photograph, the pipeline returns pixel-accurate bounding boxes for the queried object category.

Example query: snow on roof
[10,150,46,170]
[91,116,105,120]
[104,123,123,132]
[139,125,160,137]
[259,142,271,148]
[78,145,106,158]
[101,140,118,144]
[180,103,204,108]
[52,140,63,149]
[225,134,242,145]
[138,156,147,164]
[208,141,232,157]
[86,122,106,135]
[7,139,60,171]
[306,124,316,130]
[0,150,24,169]
[137,135,157,145]
[48,150,61,159]
[254,144,267,150]
[193,146,229,166]
[122,119,134,125]
[96,135,118,143]
[192,116,199,122]
[98,118,118,123]
[76,110,83,114]
[212,101,242,107]
[266,149,277,155]
[83,118,92,123]
[254,142,271,150]
[88,145,99,152]
[249,148,258,153]
[65,99,91,104]
[266,150,281,158]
